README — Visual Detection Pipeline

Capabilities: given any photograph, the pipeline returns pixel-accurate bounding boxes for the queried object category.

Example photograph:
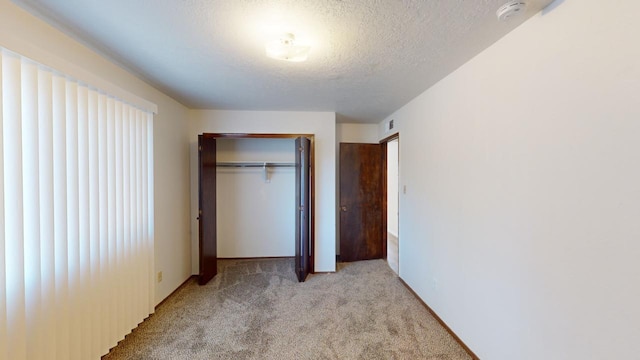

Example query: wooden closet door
[295,137,311,282]
[198,135,217,285]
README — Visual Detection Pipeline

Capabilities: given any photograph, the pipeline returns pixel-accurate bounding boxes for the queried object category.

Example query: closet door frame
[204,133,316,273]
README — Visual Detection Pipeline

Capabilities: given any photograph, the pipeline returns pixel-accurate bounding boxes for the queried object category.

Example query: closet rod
[216,161,295,168]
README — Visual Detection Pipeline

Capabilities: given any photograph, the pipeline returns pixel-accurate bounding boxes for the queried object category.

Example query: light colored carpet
[103,258,471,360]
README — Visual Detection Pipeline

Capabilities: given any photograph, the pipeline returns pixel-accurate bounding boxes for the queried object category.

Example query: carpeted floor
[103,258,471,360]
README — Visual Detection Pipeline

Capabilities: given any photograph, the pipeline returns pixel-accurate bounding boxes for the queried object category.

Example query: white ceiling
[15,0,554,123]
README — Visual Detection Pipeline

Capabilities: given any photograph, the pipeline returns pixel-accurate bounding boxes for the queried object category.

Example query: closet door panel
[295,137,311,282]
[198,135,217,285]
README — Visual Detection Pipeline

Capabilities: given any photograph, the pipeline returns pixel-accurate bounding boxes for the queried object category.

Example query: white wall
[189,110,336,272]
[380,0,640,358]
[0,0,192,306]
[216,139,295,258]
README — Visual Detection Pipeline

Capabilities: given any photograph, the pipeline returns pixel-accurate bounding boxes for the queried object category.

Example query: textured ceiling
[14,0,554,123]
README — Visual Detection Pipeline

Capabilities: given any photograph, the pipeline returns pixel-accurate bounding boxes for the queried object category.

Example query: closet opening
[198,133,315,284]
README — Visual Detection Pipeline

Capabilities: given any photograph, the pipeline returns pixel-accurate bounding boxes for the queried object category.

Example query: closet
[198,133,313,284]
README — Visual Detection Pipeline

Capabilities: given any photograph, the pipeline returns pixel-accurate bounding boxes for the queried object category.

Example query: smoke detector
[497,1,527,21]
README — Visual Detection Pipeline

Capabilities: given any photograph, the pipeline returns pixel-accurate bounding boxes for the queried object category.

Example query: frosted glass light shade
[265,33,310,62]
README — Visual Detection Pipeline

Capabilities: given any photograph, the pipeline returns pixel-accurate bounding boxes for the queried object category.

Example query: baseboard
[217,256,295,260]
[155,275,197,310]
[398,278,480,360]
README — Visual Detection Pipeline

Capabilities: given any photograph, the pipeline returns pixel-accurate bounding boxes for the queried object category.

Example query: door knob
[341,206,347,212]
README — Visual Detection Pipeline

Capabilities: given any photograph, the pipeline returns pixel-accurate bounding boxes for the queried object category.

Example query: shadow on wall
[542,0,565,15]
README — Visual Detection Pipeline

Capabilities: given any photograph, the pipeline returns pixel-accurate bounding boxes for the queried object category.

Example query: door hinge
[299,147,304,152]
[299,206,304,211]
[199,145,202,151]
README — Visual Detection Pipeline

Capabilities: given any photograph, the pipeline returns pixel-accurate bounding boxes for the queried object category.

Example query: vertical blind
[0,47,154,360]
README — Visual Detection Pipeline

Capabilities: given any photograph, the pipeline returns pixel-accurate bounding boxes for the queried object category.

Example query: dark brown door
[198,135,217,285]
[339,143,385,262]
[295,137,311,281]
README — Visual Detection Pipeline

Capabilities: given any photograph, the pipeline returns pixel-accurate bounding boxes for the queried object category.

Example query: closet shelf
[217,161,295,182]
[216,161,295,168]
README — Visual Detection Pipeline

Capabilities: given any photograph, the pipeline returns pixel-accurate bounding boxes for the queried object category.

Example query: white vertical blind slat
[52,73,70,360]
[0,50,7,360]
[1,47,154,360]
[141,113,148,310]
[135,110,143,321]
[65,80,81,360]
[128,106,135,326]
[97,92,109,355]
[3,50,27,360]
[147,115,154,313]
[127,107,135,328]
[88,88,101,359]
[122,105,131,332]
[106,97,117,349]
[77,83,90,360]
[142,112,149,314]
[21,59,43,360]
[114,100,125,339]
[37,68,55,359]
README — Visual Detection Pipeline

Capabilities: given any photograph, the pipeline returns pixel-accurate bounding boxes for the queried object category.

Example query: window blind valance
[0,38,158,114]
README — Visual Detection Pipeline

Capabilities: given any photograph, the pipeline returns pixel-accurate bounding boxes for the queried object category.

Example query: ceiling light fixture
[265,33,310,62]
[496,1,527,21]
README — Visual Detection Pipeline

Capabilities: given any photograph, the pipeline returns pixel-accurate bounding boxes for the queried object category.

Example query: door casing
[198,133,315,284]
[380,133,400,272]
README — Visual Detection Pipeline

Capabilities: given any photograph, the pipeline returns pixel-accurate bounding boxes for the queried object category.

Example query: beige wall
[1,0,192,306]
[380,0,640,358]
[336,123,379,144]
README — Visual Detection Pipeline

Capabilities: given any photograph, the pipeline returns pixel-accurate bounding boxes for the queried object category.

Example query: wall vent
[388,119,394,131]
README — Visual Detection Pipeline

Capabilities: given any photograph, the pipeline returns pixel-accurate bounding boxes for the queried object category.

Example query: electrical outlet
[157,271,163,283]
